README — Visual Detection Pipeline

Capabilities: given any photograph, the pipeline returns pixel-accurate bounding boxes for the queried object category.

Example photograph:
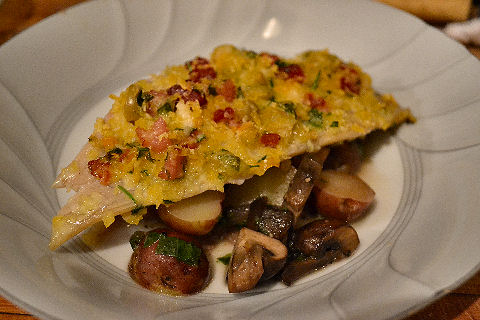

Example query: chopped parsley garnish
[275,60,289,68]
[137,147,154,162]
[245,51,257,59]
[218,149,240,171]
[308,109,324,128]
[131,205,145,215]
[143,231,202,266]
[269,78,274,88]
[158,101,173,114]
[312,70,321,90]
[330,121,339,127]
[129,231,145,250]
[249,164,260,168]
[258,155,267,162]
[217,253,232,265]
[117,185,137,204]
[107,147,122,154]
[136,90,153,106]
[208,85,217,96]
[163,199,174,204]
[281,102,297,118]
[196,134,206,142]
[236,86,244,98]
[140,169,149,176]
[117,185,144,214]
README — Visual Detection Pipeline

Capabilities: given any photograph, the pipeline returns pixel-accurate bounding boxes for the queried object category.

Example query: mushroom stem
[227,228,287,293]
[283,149,330,222]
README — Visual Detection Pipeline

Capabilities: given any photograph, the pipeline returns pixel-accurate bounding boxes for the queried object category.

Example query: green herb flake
[249,164,260,168]
[117,185,138,205]
[136,90,144,106]
[312,70,321,90]
[137,147,154,162]
[108,147,122,155]
[281,102,297,118]
[129,231,145,250]
[269,78,274,88]
[236,86,244,98]
[308,109,324,128]
[245,51,257,59]
[275,60,289,68]
[257,155,267,163]
[217,253,232,265]
[218,149,240,171]
[196,134,206,142]
[140,169,149,176]
[131,202,145,215]
[143,232,202,265]
[208,86,217,96]
[330,121,339,127]
[163,199,174,204]
[158,102,173,114]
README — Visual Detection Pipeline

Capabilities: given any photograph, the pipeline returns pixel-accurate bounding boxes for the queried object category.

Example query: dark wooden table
[1,1,479,319]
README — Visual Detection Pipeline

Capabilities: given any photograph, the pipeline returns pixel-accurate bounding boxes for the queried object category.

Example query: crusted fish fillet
[50,45,414,250]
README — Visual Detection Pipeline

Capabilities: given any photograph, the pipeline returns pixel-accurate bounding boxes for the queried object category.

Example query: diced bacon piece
[182,129,204,149]
[166,85,207,107]
[184,89,207,107]
[339,66,361,95]
[217,79,236,102]
[159,149,186,180]
[261,133,281,147]
[213,107,235,123]
[260,52,280,65]
[305,93,329,111]
[87,158,111,185]
[136,117,171,153]
[186,57,217,83]
[278,64,305,82]
[167,84,186,96]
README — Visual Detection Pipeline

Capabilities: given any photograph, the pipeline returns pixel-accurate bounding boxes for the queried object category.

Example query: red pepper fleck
[217,79,236,102]
[261,133,281,148]
[159,149,186,180]
[305,93,329,111]
[88,158,111,185]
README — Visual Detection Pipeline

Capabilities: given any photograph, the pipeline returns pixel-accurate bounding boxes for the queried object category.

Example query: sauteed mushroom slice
[283,149,330,222]
[227,228,287,293]
[246,197,293,243]
[281,219,359,285]
[323,142,362,174]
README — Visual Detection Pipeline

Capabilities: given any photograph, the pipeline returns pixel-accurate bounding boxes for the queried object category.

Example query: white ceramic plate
[1,1,479,319]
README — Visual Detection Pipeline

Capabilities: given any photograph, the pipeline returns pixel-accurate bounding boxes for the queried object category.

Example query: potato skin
[313,170,375,222]
[128,228,209,295]
[313,187,370,221]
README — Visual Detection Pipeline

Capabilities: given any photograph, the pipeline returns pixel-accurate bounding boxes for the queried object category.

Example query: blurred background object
[376,0,473,23]
[0,0,87,44]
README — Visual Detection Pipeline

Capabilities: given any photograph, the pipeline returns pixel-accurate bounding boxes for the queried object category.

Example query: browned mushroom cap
[281,219,359,285]
[283,149,330,222]
[246,197,293,244]
[227,228,288,293]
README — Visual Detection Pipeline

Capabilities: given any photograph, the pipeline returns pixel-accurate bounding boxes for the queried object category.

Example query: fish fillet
[50,45,414,250]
